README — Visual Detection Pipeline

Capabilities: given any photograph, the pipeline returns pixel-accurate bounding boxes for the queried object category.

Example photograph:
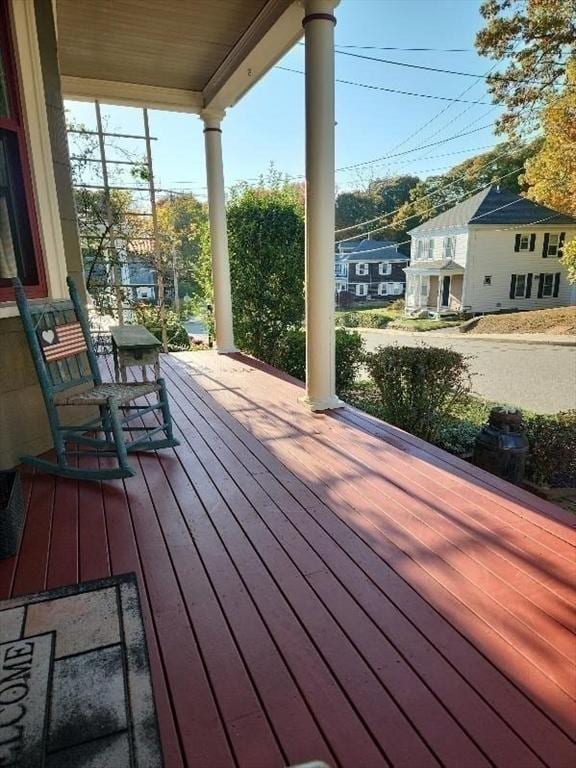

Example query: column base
[215,345,238,354]
[299,394,345,412]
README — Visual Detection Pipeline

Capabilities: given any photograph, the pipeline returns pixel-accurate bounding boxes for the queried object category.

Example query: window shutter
[529,233,536,252]
[537,274,544,298]
[526,273,533,298]
[553,272,561,297]
[514,234,521,252]
[509,274,517,299]
[541,233,549,258]
[558,232,566,258]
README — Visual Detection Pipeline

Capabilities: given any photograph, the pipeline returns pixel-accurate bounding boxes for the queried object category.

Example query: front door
[441,275,451,307]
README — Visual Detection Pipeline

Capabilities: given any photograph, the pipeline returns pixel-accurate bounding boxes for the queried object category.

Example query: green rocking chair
[13,276,179,480]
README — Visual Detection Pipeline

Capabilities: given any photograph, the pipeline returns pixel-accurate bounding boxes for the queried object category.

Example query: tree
[562,240,576,284]
[155,193,207,303]
[523,60,576,218]
[475,0,576,136]
[335,175,419,240]
[196,176,305,361]
[389,140,540,234]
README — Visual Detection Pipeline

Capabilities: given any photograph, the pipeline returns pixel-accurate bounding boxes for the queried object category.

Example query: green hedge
[524,410,576,486]
[365,344,471,442]
[273,328,364,394]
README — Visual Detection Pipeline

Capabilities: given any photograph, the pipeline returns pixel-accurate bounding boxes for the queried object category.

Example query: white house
[405,186,576,315]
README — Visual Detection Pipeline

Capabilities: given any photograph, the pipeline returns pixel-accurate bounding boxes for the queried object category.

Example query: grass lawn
[463,307,576,335]
[388,317,463,332]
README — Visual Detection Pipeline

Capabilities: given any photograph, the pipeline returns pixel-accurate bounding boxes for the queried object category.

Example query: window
[335,262,347,277]
[483,275,492,286]
[443,236,455,259]
[515,274,527,298]
[0,3,44,299]
[377,283,387,296]
[415,240,423,260]
[514,233,535,252]
[423,238,434,259]
[356,262,369,276]
[335,280,346,293]
[540,273,554,297]
[378,261,392,276]
[542,232,564,258]
[355,283,368,297]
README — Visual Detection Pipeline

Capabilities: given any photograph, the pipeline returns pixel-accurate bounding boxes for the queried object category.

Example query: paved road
[360,329,576,414]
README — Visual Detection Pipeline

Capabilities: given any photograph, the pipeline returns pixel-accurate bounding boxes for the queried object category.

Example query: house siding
[409,229,469,268]
[0,0,84,469]
[464,226,575,313]
[345,260,407,302]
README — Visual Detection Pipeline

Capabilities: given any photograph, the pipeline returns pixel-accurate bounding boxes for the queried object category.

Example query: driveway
[360,329,576,414]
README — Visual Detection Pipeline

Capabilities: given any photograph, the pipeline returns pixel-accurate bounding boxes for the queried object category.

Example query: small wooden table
[111,325,162,383]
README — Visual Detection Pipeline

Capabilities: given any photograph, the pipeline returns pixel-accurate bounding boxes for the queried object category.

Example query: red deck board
[1,350,575,768]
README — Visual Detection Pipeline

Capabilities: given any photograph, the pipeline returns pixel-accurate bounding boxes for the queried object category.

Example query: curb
[348,326,576,347]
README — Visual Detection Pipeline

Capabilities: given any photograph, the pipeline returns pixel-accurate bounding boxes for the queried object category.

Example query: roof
[336,239,407,262]
[409,186,576,234]
[404,259,465,273]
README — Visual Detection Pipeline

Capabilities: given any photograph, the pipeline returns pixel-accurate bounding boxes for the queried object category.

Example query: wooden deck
[1,350,574,768]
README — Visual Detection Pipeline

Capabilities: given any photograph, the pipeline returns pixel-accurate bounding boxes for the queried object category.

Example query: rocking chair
[13,276,179,480]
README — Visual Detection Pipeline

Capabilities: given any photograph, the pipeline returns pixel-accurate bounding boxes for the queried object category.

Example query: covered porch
[1,351,574,767]
[405,261,466,316]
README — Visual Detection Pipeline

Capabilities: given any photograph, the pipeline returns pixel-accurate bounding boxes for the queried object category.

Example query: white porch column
[302,0,341,411]
[201,109,236,353]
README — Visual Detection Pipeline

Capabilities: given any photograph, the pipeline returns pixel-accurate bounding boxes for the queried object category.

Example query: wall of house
[409,227,469,266]
[346,260,407,303]
[0,0,84,469]
[464,226,575,313]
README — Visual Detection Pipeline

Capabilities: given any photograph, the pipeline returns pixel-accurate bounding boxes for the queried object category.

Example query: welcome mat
[0,574,162,767]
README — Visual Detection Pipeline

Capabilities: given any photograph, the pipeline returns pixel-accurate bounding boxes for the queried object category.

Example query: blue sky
[65,0,503,199]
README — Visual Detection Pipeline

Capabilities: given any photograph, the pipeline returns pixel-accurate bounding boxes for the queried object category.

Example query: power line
[336,166,524,243]
[335,143,514,235]
[335,45,474,53]
[336,123,495,174]
[333,49,567,86]
[276,66,490,104]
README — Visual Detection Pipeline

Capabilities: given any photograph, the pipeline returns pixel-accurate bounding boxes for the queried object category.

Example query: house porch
[1,351,574,768]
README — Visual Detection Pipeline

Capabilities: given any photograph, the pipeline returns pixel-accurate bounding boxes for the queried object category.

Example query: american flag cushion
[38,322,87,362]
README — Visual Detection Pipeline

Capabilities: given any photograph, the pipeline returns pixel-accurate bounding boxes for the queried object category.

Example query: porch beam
[302,0,341,411]
[61,76,203,113]
[203,0,301,112]
[201,110,236,353]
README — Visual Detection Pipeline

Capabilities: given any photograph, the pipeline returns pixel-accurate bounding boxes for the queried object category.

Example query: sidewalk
[352,325,576,347]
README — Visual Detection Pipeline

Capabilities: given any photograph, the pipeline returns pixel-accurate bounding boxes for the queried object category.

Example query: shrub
[272,328,364,394]
[133,304,190,351]
[387,298,405,312]
[335,309,393,329]
[365,344,471,442]
[524,410,576,486]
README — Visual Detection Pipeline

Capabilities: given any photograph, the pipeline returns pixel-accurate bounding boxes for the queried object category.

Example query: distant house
[405,186,576,315]
[335,239,408,305]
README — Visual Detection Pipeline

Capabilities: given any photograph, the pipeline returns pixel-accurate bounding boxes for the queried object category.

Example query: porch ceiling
[55,0,300,112]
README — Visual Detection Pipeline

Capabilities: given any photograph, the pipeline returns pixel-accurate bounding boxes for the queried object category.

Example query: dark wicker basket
[0,471,24,559]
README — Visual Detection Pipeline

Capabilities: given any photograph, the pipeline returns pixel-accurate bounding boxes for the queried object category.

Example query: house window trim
[356,262,369,276]
[0,0,67,312]
[515,274,527,298]
[546,233,560,257]
[540,273,554,297]
[355,283,368,297]
[378,261,392,276]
